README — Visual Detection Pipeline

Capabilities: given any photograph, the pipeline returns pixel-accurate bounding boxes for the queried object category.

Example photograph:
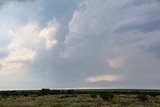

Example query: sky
[0,0,160,90]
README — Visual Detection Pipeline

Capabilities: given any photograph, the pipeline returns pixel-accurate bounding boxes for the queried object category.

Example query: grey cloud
[114,18,160,33]
[16,0,160,88]
[0,0,33,6]
[56,0,160,88]
[146,42,160,58]
[1,0,160,89]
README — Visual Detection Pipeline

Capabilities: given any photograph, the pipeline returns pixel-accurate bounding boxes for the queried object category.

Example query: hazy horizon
[0,0,160,90]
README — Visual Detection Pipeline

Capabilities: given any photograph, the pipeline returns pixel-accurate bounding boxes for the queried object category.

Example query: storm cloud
[0,0,160,89]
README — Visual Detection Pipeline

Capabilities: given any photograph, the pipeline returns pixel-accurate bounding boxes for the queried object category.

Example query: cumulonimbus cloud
[1,0,160,89]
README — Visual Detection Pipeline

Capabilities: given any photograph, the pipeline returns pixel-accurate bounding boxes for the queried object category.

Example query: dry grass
[0,94,160,107]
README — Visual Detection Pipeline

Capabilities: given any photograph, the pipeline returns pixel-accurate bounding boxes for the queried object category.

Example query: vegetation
[100,92,114,101]
[0,89,159,107]
[90,94,97,99]
[137,93,148,102]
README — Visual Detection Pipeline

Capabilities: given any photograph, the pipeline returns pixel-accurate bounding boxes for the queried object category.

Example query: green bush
[149,92,159,97]
[100,93,114,101]
[90,94,97,98]
[61,95,70,98]
[137,93,148,102]
[39,88,51,95]
[67,90,75,94]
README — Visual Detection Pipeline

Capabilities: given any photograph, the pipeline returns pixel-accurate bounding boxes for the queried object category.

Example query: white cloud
[0,19,59,76]
[39,20,59,49]
[86,74,122,83]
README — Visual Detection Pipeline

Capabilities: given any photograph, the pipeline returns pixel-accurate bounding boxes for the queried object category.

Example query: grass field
[0,89,160,107]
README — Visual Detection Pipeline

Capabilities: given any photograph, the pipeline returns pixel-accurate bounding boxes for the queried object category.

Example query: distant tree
[40,88,51,95]
[67,90,75,94]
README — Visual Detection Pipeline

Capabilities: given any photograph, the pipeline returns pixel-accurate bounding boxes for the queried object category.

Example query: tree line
[0,89,159,97]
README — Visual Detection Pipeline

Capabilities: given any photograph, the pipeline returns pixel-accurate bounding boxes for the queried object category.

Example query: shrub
[137,93,148,102]
[90,94,97,98]
[39,88,51,95]
[64,95,70,98]
[100,93,114,101]
[67,90,75,94]
[149,92,159,97]
[71,94,77,97]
